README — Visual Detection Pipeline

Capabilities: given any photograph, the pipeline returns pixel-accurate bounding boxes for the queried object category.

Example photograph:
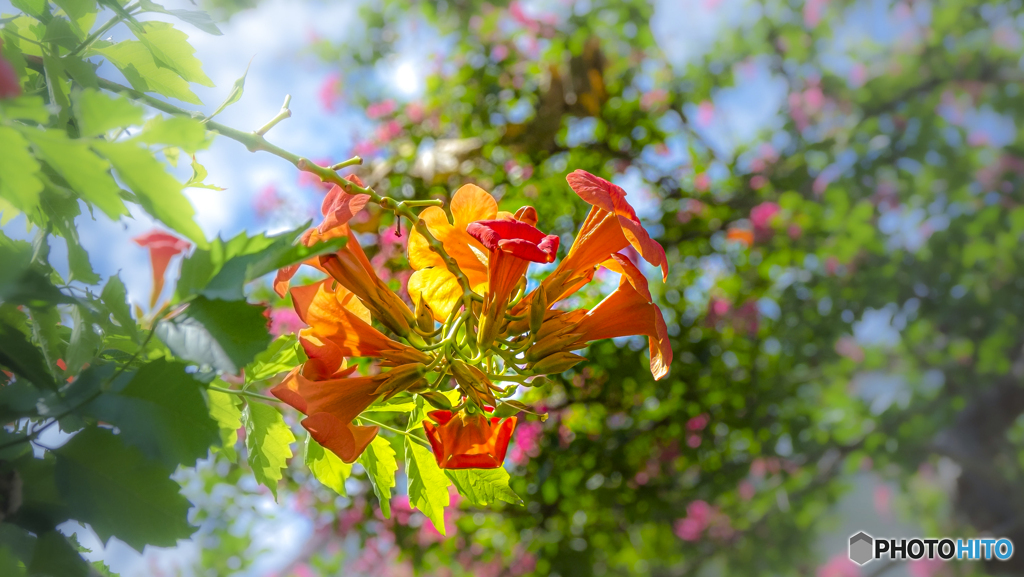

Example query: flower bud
[527,331,582,362]
[529,284,547,336]
[415,295,435,335]
[420,391,453,410]
[373,363,427,400]
[450,360,497,405]
[529,352,584,375]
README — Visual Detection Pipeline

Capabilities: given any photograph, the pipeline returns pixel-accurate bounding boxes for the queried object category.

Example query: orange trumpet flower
[291,279,429,366]
[422,408,517,469]
[407,184,508,321]
[467,209,559,348]
[133,230,191,308]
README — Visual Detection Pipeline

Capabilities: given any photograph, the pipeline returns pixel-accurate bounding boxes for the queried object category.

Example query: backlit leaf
[55,427,195,551]
[92,41,202,105]
[243,401,295,499]
[24,129,127,219]
[358,435,397,518]
[0,126,43,215]
[304,434,352,496]
[73,88,143,138]
[157,297,271,374]
[445,467,523,507]
[129,21,213,87]
[405,437,450,534]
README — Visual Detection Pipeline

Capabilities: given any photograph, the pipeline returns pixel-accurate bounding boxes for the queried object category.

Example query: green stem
[359,417,432,448]
[67,2,140,58]
[254,94,291,136]
[208,385,279,403]
[331,156,363,170]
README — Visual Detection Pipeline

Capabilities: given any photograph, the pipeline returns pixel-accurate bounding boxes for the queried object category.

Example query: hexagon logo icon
[849,532,874,565]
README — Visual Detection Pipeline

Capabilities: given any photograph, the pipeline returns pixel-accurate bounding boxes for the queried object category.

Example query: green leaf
[62,56,99,89]
[206,57,251,121]
[28,531,90,577]
[158,297,271,374]
[100,274,137,339]
[0,319,58,390]
[11,0,50,21]
[92,40,202,105]
[0,95,51,124]
[42,190,99,285]
[52,0,98,38]
[358,435,397,518]
[64,304,101,375]
[73,88,143,137]
[139,0,223,35]
[185,155,224,190]
[22,128,128,219]
[405,437,450,534]
[175,224,344,300]
[445,467,523,507]
[93,140,207,247]
[42,53,71,126]
[83,359,220,469]
[243,402,295,499]
[304,434,352,496]
[246,334,303,384]
[0,545,26,577]
[0,126,44,215]
[136,115,209,154]
[42,18,79,50]
[55,427,195,551]
[129,21,213,87]
[207,387,241,462]
[6,453,70,531]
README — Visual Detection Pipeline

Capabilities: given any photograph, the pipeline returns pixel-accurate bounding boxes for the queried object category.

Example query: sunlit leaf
[73,88,143,138]
[405,437,450,534]
[446,467,523,507]
[243,401,295,499]
[358,435,397,518]
[304,434,352,496]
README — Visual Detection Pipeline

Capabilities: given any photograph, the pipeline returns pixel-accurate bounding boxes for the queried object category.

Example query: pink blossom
[750,202,780,231]
[254,184,284,218]
[908,557,943,577]
[674,517,704,541]
[834,336,864,362]
[696,101,715,127]
[874,484,892,517]
[352,140,379,159]
[318,73,342,112]
[804,0,828,28]
[375,120,403,143]
[509,421,543,466]
[694,173,710,192]
[849,63,868,87]
[687,414,710,431]
[687,434,702,448]
[405,102,425,123]
[367,99,397,119]
[817,554,860,577]
[804,85,825,113]
[269,308,304,337]
[787,223,803,239]
[492,44,509,62]
[738,480,756,501]
[750,175,768,190]
[640,89,669,111]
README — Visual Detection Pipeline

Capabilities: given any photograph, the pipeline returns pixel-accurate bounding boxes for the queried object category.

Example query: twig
[208,385,280,403]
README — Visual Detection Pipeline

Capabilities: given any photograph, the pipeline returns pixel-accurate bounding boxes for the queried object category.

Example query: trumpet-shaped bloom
[467,213,559,348]
[422,408,517,469]
[318,226,416,337]
[407,184,499,321]
[273,175,369,297]
[291,280,429,366]
[133,230,191,308]
[272,369,384,463]
[544,170,667,304]
[529,254,671,379]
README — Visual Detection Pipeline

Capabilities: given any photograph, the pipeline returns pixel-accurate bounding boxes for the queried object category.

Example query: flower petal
[408,267,465,322]
[302,413,378,463]
[450,183,498,225]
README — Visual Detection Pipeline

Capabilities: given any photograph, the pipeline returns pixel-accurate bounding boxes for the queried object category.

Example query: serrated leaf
[129,21,213,87]
[445,467,522,507]
[0,126,44,215]
[73,88,143,137]
[83,359,220,469]
[55,427,195,551]
[42,52,71,127]
[246,334,302,384]
[358,435,397,518]
[92,40,202,104]
[0,95,50,123]
[185,155,224,190]
[52,0,98,38]
[139,0,222,35]
[243,402,295,499]
[405,437,450,534]
[42,190,99,285]
[207,387,241,461]
[206,57,251,121]
[0,319,58,390]
[64,304,100,375]
[305,434,352,496]
[28,531,90,577]
[157,297,271,374]
[11,0,49,21]
[93,140,207,247]
[43,18,79,49]
[136,115,209,154]
[23,128,127,219]
[100,274,137,339]
[62,56,99,89]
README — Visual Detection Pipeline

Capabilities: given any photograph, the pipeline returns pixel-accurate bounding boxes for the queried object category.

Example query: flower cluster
[272,170,672,469]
